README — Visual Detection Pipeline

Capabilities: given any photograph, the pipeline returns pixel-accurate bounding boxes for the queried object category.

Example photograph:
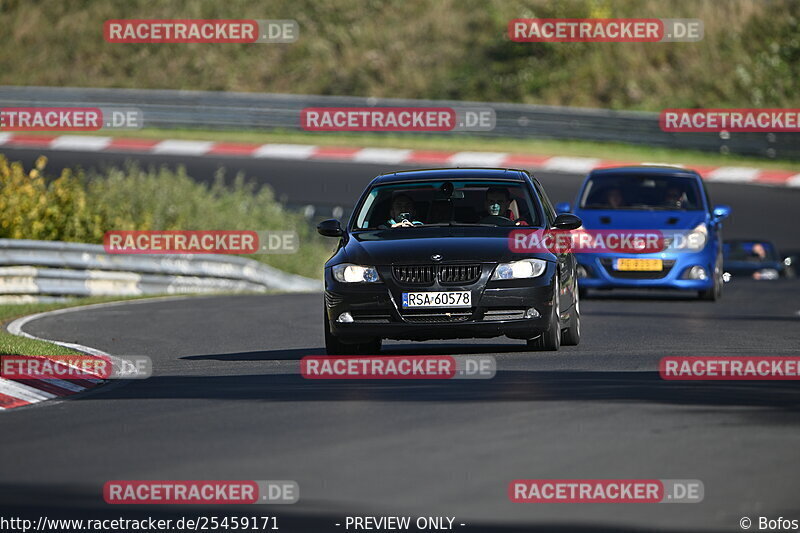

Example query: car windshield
[352,180,542,230]
[579,174,704,210]
[724,241,779,262]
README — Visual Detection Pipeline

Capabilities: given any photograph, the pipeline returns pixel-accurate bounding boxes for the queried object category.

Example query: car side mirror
[712,205,731,220]
[553,213,582,230]
[317,219,343,237]
[555,202,572,214]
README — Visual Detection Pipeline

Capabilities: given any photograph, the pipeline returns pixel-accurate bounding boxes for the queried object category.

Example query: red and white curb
[1,308,111,411]
[0,298,162,411]
[1,133,798,188]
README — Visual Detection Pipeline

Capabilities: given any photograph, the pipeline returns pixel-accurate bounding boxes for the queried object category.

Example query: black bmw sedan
[317,168,583,354]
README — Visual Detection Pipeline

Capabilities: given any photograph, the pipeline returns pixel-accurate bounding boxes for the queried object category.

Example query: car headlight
[685,223,708,251]
[491,259,547,280]
[332,264,380,283]
[753,268,780,281]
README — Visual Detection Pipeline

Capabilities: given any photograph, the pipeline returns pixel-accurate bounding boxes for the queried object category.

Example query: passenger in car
[482,187,528,225]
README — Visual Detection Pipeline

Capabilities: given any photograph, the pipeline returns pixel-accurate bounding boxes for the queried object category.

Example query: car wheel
[324,309,347,355]
[698,262,723,301]
[561,293,581,346]
[527,293,561,351]
[356,338,382,354]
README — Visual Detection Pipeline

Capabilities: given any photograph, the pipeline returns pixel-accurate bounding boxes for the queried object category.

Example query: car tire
[527,293,561,351]
[561,294,581,346]
[356,338,382,355]
[324,309,347,355]
[698,261,723,301]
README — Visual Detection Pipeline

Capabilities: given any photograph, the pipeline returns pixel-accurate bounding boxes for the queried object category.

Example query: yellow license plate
[615,258,663,271]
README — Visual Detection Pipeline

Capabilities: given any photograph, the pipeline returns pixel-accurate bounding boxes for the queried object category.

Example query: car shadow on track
[182,343,531,361]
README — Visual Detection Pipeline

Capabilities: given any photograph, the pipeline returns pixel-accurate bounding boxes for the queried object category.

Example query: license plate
[402,291,472,308]
[615,258,663,271]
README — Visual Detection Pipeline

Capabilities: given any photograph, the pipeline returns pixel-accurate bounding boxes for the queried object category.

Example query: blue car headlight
[669,224,708,251]
[332,264,380,283]
[492,259,547,280]
[684,223,708,251]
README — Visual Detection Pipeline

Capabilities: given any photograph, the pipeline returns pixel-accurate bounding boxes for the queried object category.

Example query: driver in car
[386,193,424,228]
[482,187,527,225]
[663,186,686,208]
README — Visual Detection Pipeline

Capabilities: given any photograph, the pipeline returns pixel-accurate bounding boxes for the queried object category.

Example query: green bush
[0,155,333,279]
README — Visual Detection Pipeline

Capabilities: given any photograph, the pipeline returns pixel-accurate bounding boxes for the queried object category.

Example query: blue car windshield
[352,180,542,230]
[579,175,704,210]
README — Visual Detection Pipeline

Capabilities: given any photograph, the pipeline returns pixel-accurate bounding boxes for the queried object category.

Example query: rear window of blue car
[579,174,704,210]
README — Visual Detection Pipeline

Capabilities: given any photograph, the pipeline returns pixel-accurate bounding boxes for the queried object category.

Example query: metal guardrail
[1,86,797,160]
[0,239,320,302]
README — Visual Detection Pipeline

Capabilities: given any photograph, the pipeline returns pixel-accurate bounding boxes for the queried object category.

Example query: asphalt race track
[1,147,799,532]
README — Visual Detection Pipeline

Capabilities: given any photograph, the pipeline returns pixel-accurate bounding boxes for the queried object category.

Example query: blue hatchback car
[556,166,731,300]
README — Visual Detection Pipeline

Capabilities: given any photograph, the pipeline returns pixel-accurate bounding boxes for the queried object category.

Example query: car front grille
[324,291,344,307]
[438,264,482,284]
[392,264,482,285]
[392,265,436,285]
[402,312,472,323]
[351,312,392,323]
[482,309,526,321]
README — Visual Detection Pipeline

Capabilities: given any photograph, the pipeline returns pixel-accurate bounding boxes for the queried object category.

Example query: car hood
[574,209,707,230]
[343,231,553,265]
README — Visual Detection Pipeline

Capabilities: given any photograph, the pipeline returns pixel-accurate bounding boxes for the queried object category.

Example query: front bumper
[577,250,716,290]
[325,262,560,342]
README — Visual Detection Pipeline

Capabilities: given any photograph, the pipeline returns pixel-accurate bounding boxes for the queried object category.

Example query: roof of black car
[371,168,529,184]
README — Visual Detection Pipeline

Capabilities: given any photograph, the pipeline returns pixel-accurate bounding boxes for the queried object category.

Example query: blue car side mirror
[555,202,572,214]
[712,205,732,220]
